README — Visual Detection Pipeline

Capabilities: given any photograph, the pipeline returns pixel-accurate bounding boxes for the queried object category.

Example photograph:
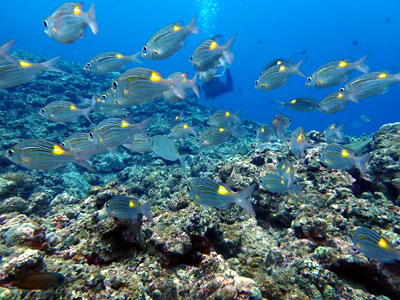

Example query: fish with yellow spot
[306,54,369,88]
[274,97,319,112]
[207,108,241,128]
[188,178,256,217]
[5,139,94,171]
[39,100,93,124]
[0,57,62,89]
[260,173,302,195]
[141,15,198,60]
[163,72,200,102]
[325,123,345,144]
[272,113,291,141]
[260,58,286,75]
[318,91,359,114]
[122,134,152,153]
[61,132,106,160]
[290,126,307,159]
[351,227,400,263]
[88,117,152,151]
[277,160,295,189]
[110,67,186,106]
[0,40,17,65]
[256,124,276,142]
[84,52,142,74]
[171,123,197,138]
[339,71,400,100]
[255,58,306,91]
[191,34,237,71]
[43,3,98,44]
[320,144,368,176]
[196,125,239,147]
[106,195,153,222]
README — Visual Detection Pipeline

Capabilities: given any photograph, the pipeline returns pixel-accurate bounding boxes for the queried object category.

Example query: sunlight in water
[196,0,219,36]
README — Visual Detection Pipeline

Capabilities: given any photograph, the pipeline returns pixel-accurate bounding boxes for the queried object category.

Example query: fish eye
[142,46,147,54]
[43,20,48,28]
[85,62,92,68]
[40,108,45,114]
[112,81,118,88]
[190,55,193,61]
[101,94,107,100]
[60,142,66,147]
[339,87,345,92]
[89,132,94,138]
[255,80,259,86]
[7,149,14,156]
[306,77,312,83]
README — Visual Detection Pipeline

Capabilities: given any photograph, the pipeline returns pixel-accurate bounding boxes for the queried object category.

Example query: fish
[0,272,64,290]
[339,71,400,100]
[260,173,302,195]
[110,67,186,106]
[361,115,371,123]
[199,68,219,82]
[61,132,105,160]
[318,91,358,114]
[260,58,285,75]
[147,135,189,169]
[256,124,276,142]
[272,113,291,141]
[207,108,241,128]
[0,40,17,64]
[171,123,197,138]
[196,125,238,147]
[320,144,369,176]
[0,57,62,89]
[325,123,345,144]
[106,195,153,222]
[290,126,307,159]
[122,134,152,153]
[305,55,369,88]
[163,72,200,102]
[191,34,237,71]
[277,160,295,189]
[5,139,94,172]
[141,15,198,60]
[39,101,92,124]
[274,97,319,112]
[255,58,306,91]
[83,52,142,74]
[88,117,151,150]
[43,3,98,44]
[351,227,400,263]
[188,177,256,217]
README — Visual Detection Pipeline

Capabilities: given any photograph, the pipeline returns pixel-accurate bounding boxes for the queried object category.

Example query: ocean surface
[1,0,399,135]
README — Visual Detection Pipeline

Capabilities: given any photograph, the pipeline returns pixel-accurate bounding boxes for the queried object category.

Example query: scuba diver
[201,68,233,101]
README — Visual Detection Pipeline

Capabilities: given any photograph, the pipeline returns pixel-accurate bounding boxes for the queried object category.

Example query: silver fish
[196,125,238,147]
[141,15,198,60]
[0,57,62,89]
[207,108,241,128]
[61,132,104,160]
[188,177,256,217]
[255,58,306,91]
[163,72,200,102]
[290,126,307,159]
[0,40,17,64]
[305,55,369,88]
[275,97,319,112]
[84,52,142,74]
[5,139,94,171]
[256,124,276,142]
[122,134,152,153]
[260,172,302,195]
[318,91,358,114]
[106,195,153,222]
[44,3,98,44]
[171,123,197,138]
[325,123,345,144]
[191,34,236,71]
[39,101,92,124]
[272,114,291,141]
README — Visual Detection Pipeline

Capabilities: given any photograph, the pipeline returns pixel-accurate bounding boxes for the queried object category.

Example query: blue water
[1,0,399,136]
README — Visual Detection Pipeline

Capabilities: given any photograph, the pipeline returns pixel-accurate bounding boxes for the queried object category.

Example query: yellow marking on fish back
[290,99,296,104]
[150,72,161,82]
[115,53,123,59]
[195,194,199,200]
[261,127,265,133]
[19,60,32,68]
[218,185,229,195]
[121,120,130,128]
[175,115,179,120]
[281,164,286,170]
[219,128,225,132]
[173,25,181,32]
[279,65,286,72]
[183,124,188,129]
[297,133,305,143]
[209,41,218,50]
[378,238,391,249]
[70,104,77,110]
[338,61,348,68]
[337,93,344,99]
[73,5,82,15]
[329,124,336,130]
[277,60,282,65]
[225,111,231,117]
[378,72,388,79]
[129,200,135,208]
[341,149,350,158]
[286,167,291,174]
[52,145,65,155]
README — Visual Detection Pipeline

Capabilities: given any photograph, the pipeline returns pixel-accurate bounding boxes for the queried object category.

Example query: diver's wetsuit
[202,69,233,100]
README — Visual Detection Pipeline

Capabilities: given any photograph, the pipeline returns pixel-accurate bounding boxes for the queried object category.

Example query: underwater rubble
[0,53,400,300]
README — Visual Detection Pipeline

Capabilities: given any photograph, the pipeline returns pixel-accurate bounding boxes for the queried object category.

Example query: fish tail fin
[355,155,369,177]
[87,4,98,35]
[336,124,345,142]
[394,72,400,82]
[234,107,242,123]
[191,126,198,137]
[82,105,93,123]
[0,39,17,64]
[178,154,191,174]
[235,184,256,217]
[231,124,240,138]
[188,15,199,34]
[166,76,186,99]
[41,56,64,73]
[135,117,152,139]
[139,200,153,223]
[292,184,305,197]
[273,100,286,108]
[293,57,307,78]
[355,54,369,73]
[128,51,143,64]
[189,73,200,98]
[74,159,95,172]
[222,33,237,65]
[348,87,361,103]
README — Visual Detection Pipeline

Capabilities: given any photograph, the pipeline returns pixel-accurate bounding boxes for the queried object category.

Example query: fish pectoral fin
[78,30,86,39]
[200,205,210,212]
